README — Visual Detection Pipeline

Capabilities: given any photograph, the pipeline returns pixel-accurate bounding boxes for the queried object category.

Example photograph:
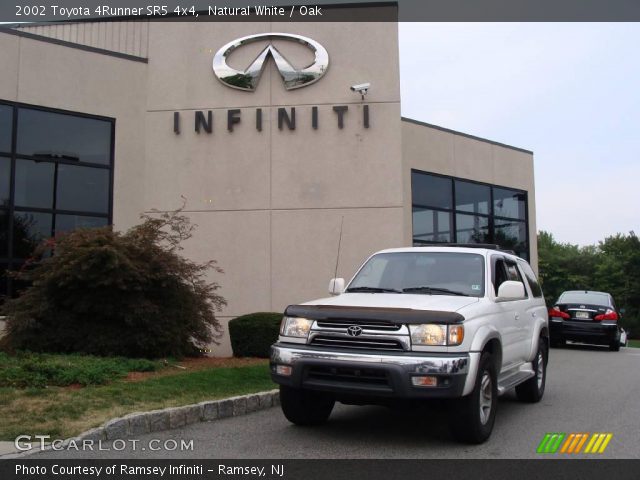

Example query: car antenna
[334,216,344,280]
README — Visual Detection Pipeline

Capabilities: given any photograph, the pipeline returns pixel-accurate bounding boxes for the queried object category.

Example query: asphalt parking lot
[37,345,640,459]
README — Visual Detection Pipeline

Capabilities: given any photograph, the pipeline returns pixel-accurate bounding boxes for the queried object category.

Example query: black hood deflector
[284,304,464,325]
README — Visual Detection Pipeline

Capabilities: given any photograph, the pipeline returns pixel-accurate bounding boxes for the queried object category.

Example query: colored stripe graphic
[539,433,613,454]
[537,433,565,453]
[585,433,613,454]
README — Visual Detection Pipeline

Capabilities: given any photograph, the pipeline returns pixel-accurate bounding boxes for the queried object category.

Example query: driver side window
[493,259,508,296]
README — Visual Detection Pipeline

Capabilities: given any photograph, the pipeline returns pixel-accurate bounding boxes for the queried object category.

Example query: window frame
[0,99,115,297]
[411,169,530,261]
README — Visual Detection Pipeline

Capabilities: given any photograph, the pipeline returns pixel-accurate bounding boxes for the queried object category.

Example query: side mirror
[497,281,525,301]
[328,278,345,295]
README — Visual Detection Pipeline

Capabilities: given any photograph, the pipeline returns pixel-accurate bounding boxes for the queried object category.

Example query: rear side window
[519,261,543,298]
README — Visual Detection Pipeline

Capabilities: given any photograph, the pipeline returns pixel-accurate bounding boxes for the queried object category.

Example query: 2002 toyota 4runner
[270,245,549,443]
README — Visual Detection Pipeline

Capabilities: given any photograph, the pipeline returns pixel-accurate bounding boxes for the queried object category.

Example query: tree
[1,208,226,358]
[537,230,640,337]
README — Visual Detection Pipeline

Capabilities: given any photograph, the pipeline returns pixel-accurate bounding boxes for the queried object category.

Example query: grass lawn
[0,354,272,441]
[628,339,640,348]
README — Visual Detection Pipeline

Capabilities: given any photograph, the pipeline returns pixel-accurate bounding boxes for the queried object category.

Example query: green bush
[0,352,159,388]
[228,312,282,358]
[1,209,226,358]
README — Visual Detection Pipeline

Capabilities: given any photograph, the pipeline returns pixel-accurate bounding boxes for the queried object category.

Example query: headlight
[410,324,464,346]
[280,316,314,338]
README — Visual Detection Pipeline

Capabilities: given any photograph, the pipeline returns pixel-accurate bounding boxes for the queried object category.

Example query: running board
[497,365,535,395]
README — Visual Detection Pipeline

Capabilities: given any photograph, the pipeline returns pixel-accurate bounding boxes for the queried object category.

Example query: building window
[0,101,114,301]
[411,170,529,260]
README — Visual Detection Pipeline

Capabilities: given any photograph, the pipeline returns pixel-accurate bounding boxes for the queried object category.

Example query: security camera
[350,83,370,99]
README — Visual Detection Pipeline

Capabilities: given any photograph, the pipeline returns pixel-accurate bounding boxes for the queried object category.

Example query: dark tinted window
[455,180,490,215]
[17,108,111,165]
[56,165,109,214]
[493,259,508,295]
[0,210,8,257]
[495,219,527,257]
[519,260,543,298]
[0,157,10,207]
[0,105,11,153]
[494,188,526,220]
[0,262,8,302]
[412,208,451,243]
[411,171,530,260]
[55,215,108,234]
[14,160,54,209]
[411,172,452,209]
[456,214,490,244]
[13,212,52,258]
[557,291,611,306]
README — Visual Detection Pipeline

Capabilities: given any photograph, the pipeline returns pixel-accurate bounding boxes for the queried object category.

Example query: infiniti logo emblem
[213,33,329,91]
[347,325,363,337]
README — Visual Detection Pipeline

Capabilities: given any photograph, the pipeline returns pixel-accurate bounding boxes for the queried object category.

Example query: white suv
[270,245,549,443]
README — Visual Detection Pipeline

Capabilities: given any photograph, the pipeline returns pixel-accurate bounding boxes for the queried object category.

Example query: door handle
[515,313,520,321]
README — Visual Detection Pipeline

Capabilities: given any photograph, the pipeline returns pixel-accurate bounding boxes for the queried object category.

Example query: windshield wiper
[402,286,467,296]
[346,286,402,294]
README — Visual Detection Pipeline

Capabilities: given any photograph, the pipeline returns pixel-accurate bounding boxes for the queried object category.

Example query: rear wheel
[448,352,497,444]
[516,339,547,403]
[279,386,335,426]
[609,341,620,352]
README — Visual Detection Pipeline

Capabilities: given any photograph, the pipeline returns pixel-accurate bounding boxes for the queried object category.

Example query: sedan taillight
[549,306,570,319]
[594,309,618,321]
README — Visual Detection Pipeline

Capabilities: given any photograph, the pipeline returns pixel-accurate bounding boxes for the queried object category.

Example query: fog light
[275,365,292,376]
[411,375,438,387]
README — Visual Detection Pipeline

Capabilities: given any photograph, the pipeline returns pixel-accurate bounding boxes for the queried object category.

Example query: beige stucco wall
[140,17,403,355]
[13,20,150,58]
[0,31,149,229]
[2,11,537,357]
[401,120,538,273]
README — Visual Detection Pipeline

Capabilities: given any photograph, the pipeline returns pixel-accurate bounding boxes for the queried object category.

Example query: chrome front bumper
[270,343,471,399]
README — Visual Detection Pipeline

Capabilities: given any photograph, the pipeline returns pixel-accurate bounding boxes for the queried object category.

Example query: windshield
[347,252,485,297]
[557,292,611,306]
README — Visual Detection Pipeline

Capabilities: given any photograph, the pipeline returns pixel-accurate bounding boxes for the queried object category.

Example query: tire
[610,341,620,352]
[279,386,335,426]
[516,339,548,403]
[448,352,497,444]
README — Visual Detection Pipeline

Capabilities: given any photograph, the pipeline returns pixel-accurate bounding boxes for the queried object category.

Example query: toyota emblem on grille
[347,326,363,337]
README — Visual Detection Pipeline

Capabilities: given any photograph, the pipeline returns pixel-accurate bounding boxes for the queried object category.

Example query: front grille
[310,335,405,351]
[315,319,401,331]
[306,365,390,387]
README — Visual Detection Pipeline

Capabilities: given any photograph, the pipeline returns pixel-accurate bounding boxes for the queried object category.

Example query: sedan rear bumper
[550,319,619,345]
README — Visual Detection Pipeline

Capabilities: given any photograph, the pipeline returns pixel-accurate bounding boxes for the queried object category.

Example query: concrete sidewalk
[0,442,18,456]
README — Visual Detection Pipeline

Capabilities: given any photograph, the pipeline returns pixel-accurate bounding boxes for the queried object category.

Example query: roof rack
[412,243,517,254]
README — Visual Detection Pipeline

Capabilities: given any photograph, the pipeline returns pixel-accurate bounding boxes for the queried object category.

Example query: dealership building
[0,5,536,355]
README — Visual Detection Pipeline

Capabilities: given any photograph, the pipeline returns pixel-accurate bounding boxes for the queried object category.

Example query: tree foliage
[1,209,226,358]
[538,231,640,337]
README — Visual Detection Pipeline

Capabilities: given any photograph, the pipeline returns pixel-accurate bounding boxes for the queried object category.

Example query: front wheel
[448,352,497,444]
[516,339,547,403]
[279,386,335,426]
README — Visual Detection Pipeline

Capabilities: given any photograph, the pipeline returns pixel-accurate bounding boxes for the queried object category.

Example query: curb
[2,389,280,459]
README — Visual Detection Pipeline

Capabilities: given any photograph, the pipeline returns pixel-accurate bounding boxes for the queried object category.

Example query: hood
[303,293,479,313]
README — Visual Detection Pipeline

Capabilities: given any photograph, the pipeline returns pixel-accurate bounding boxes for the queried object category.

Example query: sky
[399,23,640,246]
